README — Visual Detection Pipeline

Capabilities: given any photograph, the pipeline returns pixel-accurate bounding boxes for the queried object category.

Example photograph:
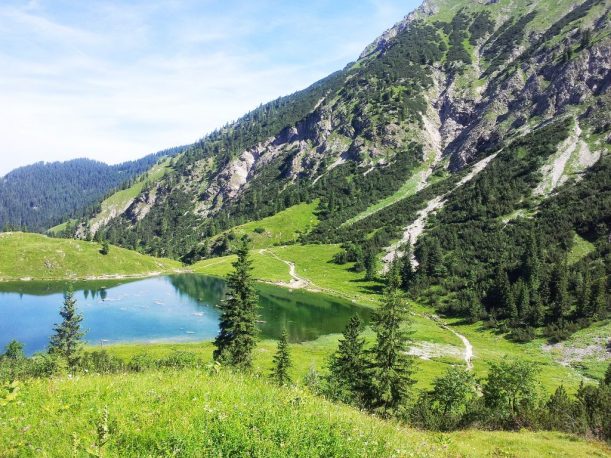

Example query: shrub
[509,326,536,343]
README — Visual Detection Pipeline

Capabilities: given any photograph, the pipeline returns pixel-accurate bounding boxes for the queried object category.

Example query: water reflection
[0,274,370,355]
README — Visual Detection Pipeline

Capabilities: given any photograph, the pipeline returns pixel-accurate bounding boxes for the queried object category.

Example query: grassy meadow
[0,232,182,281]
[2,368,609,458]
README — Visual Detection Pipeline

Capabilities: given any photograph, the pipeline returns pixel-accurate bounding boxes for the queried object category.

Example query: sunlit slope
[0,232,181,281]
[1,369,608,457]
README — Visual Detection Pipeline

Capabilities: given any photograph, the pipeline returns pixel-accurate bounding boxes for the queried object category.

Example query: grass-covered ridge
[214,200,319,250]
[0,232,182,281]
[1,368,608,458]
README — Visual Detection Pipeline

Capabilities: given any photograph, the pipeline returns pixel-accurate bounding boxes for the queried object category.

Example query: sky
[0,0,421,176]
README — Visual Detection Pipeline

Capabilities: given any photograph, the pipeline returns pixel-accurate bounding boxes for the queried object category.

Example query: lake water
[0,274,370,355]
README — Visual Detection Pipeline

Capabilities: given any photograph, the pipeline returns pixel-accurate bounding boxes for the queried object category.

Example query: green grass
[343,158,433,227]
[1,368,608,457]
[0,232,182,281]
[89,158,172,230]
[214,201,319,249]
[442,317,590,393]
[47,219,76,235]
[568,233,596,265]
[192,250,292,283]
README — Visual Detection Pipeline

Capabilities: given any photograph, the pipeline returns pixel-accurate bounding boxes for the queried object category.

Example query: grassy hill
[0,232,182,281]
[1,368,608,457]
[214,201,319,249]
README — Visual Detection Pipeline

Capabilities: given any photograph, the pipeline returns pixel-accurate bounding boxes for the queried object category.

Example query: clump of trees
[321,263,416,417]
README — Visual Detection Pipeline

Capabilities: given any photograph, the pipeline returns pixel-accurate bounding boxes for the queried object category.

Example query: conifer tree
[365,265,415,416]
[3,340,24,359]
[49,287,85,368]
[576,269,591,318]
[100,240,110,255]
[213,236,258,369]
[495,267,516,320]
[589,276,607,319]
[271,329,292,386]
[400,240,415,291]
[515,279,529,325]
[328,314,367,401]
[549,260,569,323]
[364,249,377,281]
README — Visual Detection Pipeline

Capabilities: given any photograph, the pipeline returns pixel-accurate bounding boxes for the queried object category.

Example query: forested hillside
[0,146,186,231]
[65,0,609,340]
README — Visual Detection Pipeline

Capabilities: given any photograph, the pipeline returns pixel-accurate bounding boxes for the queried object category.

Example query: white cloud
[0,0,419,175]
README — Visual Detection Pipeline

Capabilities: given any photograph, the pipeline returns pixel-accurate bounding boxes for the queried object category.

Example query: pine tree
[524,232,544,326]
[589,276,607,320]
[400,240,415,291]
[49,287,85,368]
[271,329,292,386]
[549,260,569,323]
[213,236,258,369]
[576,269,591,318]
[515,279,529,325]
[328,314,367,402]
[365,268,416,416]
[100,240,110,255]
[364,249,377,281]
[3,340,24,359]
[496,267,516,320]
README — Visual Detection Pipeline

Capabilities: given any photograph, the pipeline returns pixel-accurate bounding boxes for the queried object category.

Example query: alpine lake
[0,274,371,355]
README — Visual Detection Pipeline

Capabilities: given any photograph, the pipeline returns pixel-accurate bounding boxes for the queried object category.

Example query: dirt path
[261,249,313,290]
[425,314,474,370]
[384,152,499,268]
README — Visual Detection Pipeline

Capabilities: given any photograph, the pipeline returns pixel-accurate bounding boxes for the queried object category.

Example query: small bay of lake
[0,274,370,355]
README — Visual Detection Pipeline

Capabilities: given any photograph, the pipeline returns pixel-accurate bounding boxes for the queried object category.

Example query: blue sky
[0,0,420,175]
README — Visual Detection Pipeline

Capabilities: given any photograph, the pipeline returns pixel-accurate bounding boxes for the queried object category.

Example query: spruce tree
[49,287,85,368]
[515,279,529,325]
[524,232,544,326]
[365,266,415,416]
[589,276,607,319]
[328,314,367,402]
[400,241,414,291]
[100,240,110,255]
[3,340,24,359]
[549,260,569,323]
[576,269,591,318]
[271,329,292,386]
[213,236,258,369]
[495,267,516,320]
[364,249,377,281]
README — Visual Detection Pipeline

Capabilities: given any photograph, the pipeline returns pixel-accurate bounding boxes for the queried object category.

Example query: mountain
[0,146,187,231]
[72,0,608,338]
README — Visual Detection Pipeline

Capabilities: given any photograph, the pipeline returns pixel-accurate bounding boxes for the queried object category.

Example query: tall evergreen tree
[364,249,377,281]
[524,232,544,326]
[576,269,591,318]
[213,236,258,369]
[400,240,415,291]
[495,267,516,320]
[365,267,415,416]
[49,287,85,368]
[589,275,607,319]
[100,240,110,255]
[271,329,292,386]
[328,314,367,402]
[3,340,24,360]
[515,279,529,325]
[549,260,569,323]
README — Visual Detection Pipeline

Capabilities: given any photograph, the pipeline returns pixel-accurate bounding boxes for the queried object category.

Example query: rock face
[90,0,610,253]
